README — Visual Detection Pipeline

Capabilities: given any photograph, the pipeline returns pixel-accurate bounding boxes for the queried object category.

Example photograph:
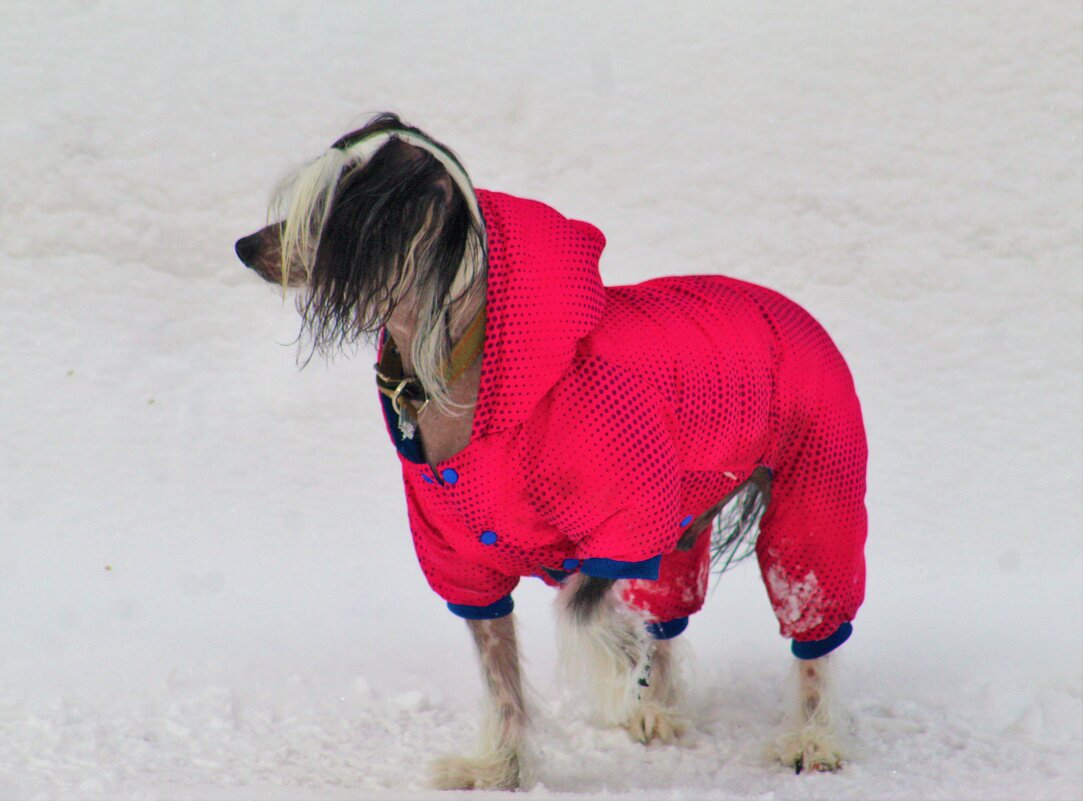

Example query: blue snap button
[680,515,693,528]
[441,468,459,485]
[562,558,580,571]
[480,531,498,546]
[422,473,435,484]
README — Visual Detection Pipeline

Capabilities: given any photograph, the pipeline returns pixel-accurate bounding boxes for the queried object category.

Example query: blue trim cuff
[447,595,514,620]
[791,621,853,660]
[580,555,662,580]
[646,617,688,640]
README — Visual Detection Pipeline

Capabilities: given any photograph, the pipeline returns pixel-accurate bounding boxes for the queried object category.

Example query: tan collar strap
[444,305,487,386]
[375,306,487,414]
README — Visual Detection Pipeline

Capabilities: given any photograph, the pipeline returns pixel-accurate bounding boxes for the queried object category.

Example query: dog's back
[570,273,868,642]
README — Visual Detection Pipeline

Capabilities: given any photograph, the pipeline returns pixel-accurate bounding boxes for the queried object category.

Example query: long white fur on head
[268,127,485,414]
[271,129,483,304]
[271,147,349,290]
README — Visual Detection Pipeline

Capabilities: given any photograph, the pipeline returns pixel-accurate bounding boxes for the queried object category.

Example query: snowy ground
[1,2,1081,799]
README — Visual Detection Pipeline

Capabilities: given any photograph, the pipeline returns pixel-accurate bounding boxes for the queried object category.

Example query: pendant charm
[398,410,416,440]
[390,386,417,440]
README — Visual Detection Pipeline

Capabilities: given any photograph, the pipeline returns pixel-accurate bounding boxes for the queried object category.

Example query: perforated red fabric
[395,190,867,642]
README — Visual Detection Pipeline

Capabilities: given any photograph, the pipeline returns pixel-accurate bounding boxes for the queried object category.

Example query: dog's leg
[624,636,687,744]
[774,654,845,773]
[556,575,686,744]
[430,615,529,790]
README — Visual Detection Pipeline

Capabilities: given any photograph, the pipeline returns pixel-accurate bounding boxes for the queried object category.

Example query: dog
[235,113,868,789]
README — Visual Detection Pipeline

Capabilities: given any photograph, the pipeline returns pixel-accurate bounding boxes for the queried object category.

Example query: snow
[1,1,1080,799]
[764,566,824,634]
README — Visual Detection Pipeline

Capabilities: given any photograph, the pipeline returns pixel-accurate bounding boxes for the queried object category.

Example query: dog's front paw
[624,701,686,745]
[429,750,522,790]
[774,726,843,773]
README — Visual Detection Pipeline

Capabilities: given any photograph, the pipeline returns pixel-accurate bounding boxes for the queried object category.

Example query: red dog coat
[381,190,867,647]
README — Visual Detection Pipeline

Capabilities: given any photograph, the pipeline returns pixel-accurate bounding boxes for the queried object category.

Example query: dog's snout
[235,232,261,267]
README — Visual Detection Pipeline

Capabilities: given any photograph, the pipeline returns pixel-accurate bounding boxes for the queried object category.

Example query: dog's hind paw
[774,727,843,774]
[429,750,522,790]
[624,702,687,745]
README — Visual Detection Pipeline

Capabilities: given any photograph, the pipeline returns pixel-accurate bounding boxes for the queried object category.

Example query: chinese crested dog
[235,113,867,789]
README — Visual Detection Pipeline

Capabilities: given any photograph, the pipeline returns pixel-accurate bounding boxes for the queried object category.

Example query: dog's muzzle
[234,232,261,267]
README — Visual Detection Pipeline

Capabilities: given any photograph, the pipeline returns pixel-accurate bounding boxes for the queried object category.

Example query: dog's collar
[375,306,487,419]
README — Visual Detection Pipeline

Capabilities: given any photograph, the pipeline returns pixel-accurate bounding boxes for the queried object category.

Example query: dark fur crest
[300,113,484,361]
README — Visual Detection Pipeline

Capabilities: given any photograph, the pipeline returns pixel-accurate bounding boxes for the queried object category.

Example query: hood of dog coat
[470,190,608,438]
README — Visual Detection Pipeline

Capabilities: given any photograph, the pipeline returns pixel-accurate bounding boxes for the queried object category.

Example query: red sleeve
[403,471,520,608]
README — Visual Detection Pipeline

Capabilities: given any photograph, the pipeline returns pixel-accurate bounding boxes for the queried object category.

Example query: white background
[1,2,1080,799]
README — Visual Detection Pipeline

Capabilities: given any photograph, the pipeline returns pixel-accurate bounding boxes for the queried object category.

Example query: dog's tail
[709,469,770,576]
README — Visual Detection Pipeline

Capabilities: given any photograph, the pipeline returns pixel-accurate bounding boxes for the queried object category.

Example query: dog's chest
[387,343,483,469]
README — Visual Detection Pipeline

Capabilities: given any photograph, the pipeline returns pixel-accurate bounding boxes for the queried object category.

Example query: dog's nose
[235,232,261,266]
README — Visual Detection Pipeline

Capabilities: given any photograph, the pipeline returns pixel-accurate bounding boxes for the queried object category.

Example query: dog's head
[235,113,486,371]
